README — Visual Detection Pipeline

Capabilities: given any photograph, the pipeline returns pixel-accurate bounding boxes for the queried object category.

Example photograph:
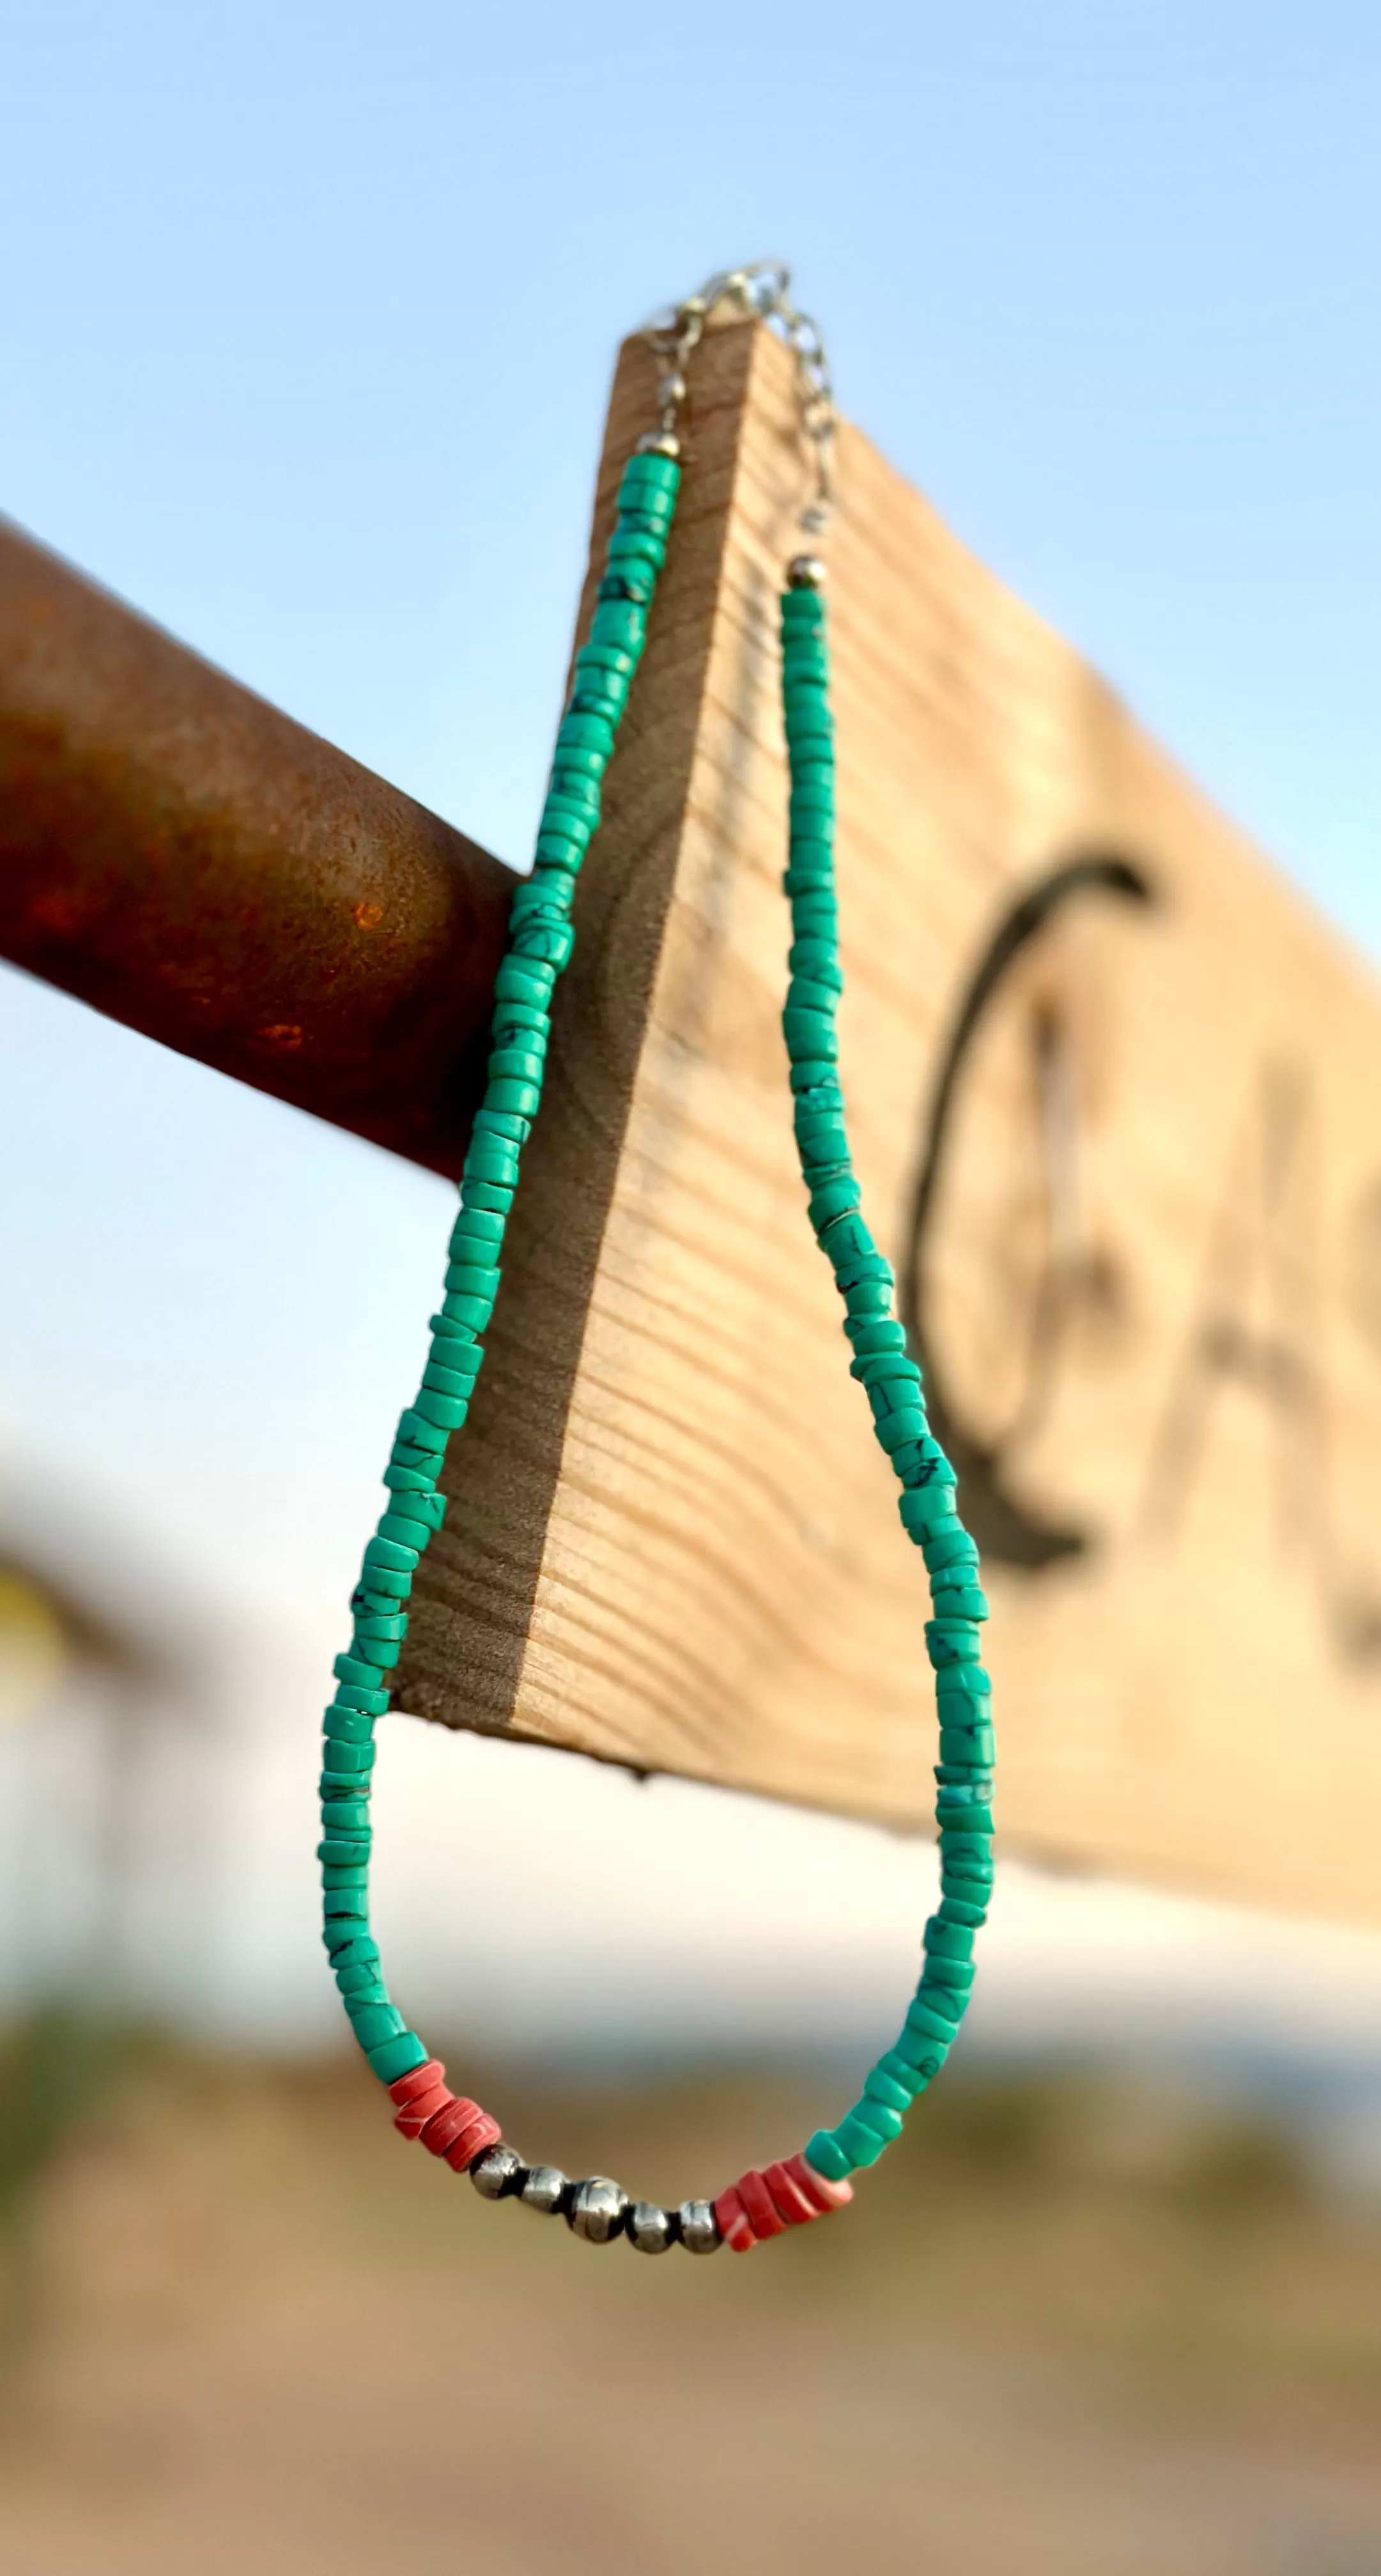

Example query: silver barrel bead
[469,2144,524,2201]
[626,2200,675,2255]
[677,2198,722,2254]
[567,2177,630,2244]
[520,2164,569,2215]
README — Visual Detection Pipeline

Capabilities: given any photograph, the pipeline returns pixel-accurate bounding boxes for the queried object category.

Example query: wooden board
[396,316,1381,1926]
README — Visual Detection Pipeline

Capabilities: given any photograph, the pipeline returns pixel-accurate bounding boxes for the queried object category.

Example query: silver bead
[656,370,688,407]
[469,2143,523,2201]
[799,503,830,538]
[520,2163,568,2215]
[626,2200,674,2255]
[636,430,681,458]
[567,2177,630,2244]
[787,553,828,590]
[677,2198,722,2254]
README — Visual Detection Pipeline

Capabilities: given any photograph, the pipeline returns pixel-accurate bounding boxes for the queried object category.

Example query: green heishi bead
[332,1680,390,1716]
[547,742,606,783]
[938,1725,996,1768]
[925,1620,982,1665]
[804,2130,851,2182]
[323,1708,374,1745]
[367,1532,424,1569]
[346,2001,406,2053]
[383,1485,446,1534]
[412,1389,468,1432]
[333,1652,387,1693]
[589,604,645,651]
[808,1176,861,1232]
[931,1583,990,1621]
[494,959,557,1004]
[436,1300,492,1344]
[425,1346,481,1389]
[936,1653,991,1694]
[557,710,616,755]
[938,1895,989,1931]
[322,1864,370,1891]
[487,1046,546,1085]
[890,2025,951,2079]
[465,1135,521,1182]
[863,2067,913,2114]
[337,1971,389,2007]
[923,1916,974,1964]
[620,450,680,489]
[576,640,636,678]
[598,565,656,604]
[355,1560,410,1600]
[875,2049,931,2094]
[320,1841,371,1873]
[367,2031,429,2085]
[459,1177,513,1215]
[321,1738,376,1775]
[320,1786,370,1825]
[350,1636,401,1671]
[875,1407,929,1457]
[903,1988,961,2041]
[833,2108,898,2166]
[486,1078,542,1116]
[606,529,666,568]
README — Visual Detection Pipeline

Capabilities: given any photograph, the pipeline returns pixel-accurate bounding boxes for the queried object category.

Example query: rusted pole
[0,518,516,1178]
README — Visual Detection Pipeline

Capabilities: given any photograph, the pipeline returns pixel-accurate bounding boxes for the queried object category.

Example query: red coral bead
[443,2110,502,2172]
[390,2058,447,2108]
[783,2150,853,2214]
[713,2186,756,2253]
[394,2082,452,2138]
[736,2168,789,2241]
[761,2160,819,2226]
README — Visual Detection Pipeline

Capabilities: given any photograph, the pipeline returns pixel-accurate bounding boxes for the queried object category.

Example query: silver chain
[642,261,836,539]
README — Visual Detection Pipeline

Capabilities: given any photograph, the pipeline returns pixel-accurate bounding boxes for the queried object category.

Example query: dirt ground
[0,2052,1378,2575]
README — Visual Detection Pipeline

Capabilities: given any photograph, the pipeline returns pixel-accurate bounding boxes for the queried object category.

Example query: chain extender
[642,260,837,544]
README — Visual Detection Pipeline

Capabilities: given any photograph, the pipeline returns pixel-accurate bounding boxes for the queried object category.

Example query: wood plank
[396,315,1381,1926]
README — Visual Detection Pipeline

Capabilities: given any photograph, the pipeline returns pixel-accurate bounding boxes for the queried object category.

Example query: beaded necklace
[320,266,995,2258]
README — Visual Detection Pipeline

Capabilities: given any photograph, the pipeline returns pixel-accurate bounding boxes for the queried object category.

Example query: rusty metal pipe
[0,518,516,1177]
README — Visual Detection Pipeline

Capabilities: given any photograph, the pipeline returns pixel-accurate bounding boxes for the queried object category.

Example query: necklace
[319,266,995,2257]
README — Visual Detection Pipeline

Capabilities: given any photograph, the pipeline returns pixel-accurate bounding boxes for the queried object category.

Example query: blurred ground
[0,2044,1378,2573]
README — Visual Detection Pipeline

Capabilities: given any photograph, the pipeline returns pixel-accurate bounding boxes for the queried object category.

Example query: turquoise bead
[365,1535,419,1575]
[833,2108,897,2165]
[863,2067,913,2114]
[320,1840,371,1871]
[367,2030,428,2085]
[890,2025,950,2079]
[939,1894,989,1929]
[347,2001,406,2052]
[333,1652,387,1693]
[486,1077,542,1116]
[804,2130,851,2182]
[923,1916,974,1964]
[875,2048,929,2094]
[353,1564,408,1603]
[424,1356,479,1400]
[905,1994,961,2044]
[332,1680,390,1715]
[323,1708,374,1745]
[412,1389,468,1433]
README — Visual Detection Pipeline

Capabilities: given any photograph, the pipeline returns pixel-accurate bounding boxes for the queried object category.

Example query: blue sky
[1,1,1378,2051]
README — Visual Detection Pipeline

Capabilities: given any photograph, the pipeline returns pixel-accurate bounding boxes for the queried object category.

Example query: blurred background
[1,3,1380,2568]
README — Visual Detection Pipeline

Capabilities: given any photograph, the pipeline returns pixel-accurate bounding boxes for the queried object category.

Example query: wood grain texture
[396,317,1381,1926]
